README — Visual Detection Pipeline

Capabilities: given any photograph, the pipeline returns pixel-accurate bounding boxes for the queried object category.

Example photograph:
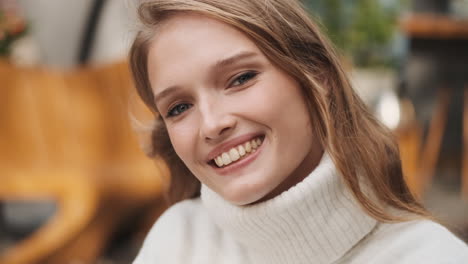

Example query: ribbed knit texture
[134,152,468,264]
[201,153,377,264]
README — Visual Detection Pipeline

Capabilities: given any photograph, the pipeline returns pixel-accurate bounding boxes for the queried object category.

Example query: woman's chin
[218,184,272,206]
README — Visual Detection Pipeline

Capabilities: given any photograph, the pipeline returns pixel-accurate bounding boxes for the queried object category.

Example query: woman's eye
[230,71,258,87]
[167,103,192,117]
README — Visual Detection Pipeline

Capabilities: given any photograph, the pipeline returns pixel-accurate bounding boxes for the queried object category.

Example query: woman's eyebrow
[154,85,182,105]
[212,51,260,71]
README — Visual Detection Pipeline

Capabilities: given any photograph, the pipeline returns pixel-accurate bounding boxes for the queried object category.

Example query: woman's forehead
[146,13,263,86]
[149,13,258,56]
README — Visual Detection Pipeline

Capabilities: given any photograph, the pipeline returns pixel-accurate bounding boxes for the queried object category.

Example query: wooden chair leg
[462,85,468,199]
[417,88,451,197]
[398,121,424,197]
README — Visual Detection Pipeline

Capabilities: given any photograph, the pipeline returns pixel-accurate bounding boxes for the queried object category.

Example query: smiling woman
[129,0,468,263]
[146,15,321,205]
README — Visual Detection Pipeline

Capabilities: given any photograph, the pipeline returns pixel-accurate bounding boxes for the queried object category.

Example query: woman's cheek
[167,119,199,159]
[241,82,283,120]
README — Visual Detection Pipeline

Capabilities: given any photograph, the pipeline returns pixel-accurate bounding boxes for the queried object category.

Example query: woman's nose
[199,101,236,141]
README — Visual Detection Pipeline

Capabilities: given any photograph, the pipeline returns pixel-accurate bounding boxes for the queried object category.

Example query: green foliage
[305,0,406,68]
[0,10,28,56]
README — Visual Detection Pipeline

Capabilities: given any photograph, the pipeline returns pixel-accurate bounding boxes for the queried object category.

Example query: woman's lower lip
[211,139,264,175]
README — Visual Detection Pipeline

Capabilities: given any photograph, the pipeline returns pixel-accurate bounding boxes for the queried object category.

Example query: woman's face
[147,14,323,205]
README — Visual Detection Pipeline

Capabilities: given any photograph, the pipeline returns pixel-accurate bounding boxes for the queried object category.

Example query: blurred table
[400,13,468,39]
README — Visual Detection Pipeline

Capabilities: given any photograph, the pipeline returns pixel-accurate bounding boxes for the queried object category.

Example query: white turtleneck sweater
[133,154,468,264]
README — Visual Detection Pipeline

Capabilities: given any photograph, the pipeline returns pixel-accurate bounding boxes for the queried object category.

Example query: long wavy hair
[129,0,430,221]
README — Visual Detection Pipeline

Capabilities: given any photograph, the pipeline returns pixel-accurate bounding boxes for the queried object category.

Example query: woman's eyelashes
[165,71,258,118]
[166,103,192,118]
[229,71,258,87]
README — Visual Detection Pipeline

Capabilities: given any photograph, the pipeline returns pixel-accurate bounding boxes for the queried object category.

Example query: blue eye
[230,71,258,87]
[167,103,192,117]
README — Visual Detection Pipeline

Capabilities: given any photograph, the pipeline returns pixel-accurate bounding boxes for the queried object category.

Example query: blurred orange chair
[397,88,465,198]
[0,60,168,264]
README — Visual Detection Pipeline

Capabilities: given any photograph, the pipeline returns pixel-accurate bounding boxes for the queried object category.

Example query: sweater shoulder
[133,198,248,264]
[132,198,206,264]
[343,220,468,263]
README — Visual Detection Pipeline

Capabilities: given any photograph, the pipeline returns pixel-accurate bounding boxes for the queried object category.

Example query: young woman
[129,0,468,263]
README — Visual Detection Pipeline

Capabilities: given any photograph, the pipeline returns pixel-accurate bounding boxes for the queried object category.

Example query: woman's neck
[201,153,378,264]
[256,148,324,204]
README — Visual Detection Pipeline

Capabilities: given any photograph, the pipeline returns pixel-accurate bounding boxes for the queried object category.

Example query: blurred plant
[306,0,408,68]
[0,0,28,56]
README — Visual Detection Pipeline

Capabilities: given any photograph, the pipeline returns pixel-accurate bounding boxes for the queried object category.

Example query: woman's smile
[212,137,262,168]
[209,135,265,175]
[206,133,264,167]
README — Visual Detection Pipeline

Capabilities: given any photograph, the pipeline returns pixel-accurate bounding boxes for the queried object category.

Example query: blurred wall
[17,0,135,68]
[89,0,136,65]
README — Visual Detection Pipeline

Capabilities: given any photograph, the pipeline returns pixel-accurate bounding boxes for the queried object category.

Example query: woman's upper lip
[206,133,263,162]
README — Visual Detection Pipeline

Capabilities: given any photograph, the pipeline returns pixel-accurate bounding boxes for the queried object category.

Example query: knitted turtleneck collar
[200,153,378,264]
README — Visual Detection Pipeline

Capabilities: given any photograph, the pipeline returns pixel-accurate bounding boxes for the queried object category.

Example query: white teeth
[229,148,240,161]
[215,156,224,167]
[212,137,264,168]
[222,153,232,165]
[251,139,258,149]
[245,142,252,152]
[238,145,246,156]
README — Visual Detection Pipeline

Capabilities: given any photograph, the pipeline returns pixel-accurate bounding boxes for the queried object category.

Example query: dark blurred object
[78,0,107,64]
[0,0,27,56]
[412,0,450,13]
[399,7,468,199]
[1,200,56,238]
[463,88,468,197]
[0,60,168,264]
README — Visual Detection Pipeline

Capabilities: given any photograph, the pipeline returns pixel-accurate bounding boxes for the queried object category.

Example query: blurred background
[0,0,467,263]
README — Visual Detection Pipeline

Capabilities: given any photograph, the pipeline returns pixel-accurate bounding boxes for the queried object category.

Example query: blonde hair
[130,0,430,221]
